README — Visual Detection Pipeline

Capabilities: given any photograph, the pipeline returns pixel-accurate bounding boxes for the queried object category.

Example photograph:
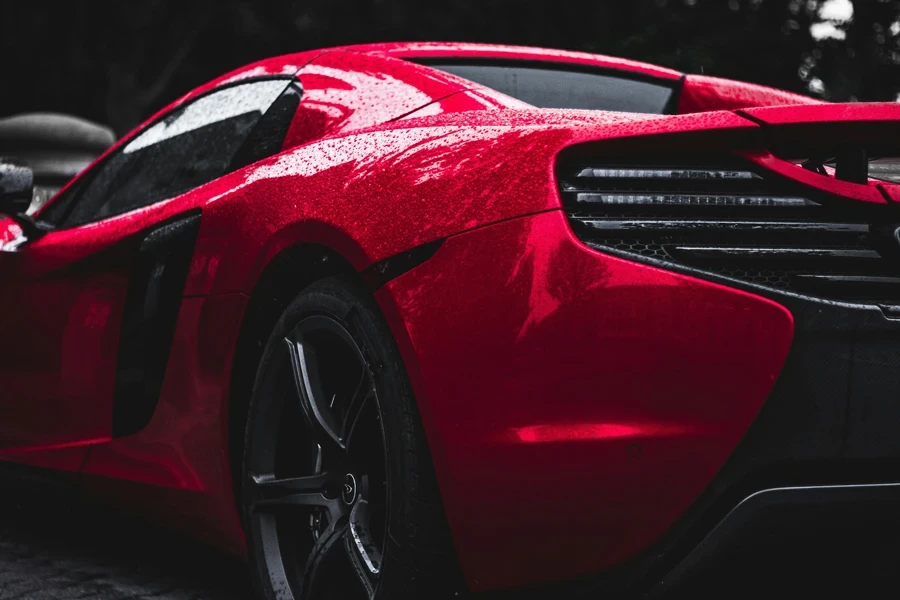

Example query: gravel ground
[0,477,252,600]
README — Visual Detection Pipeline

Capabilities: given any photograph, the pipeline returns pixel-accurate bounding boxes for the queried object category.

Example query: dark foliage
[3,0,899,135]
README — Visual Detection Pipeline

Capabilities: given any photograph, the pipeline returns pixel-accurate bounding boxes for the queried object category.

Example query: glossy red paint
[0,171,253,450]
[880,182,900,203]
[678,74,822,113]
[734,103,900,205]
[740,101,900,124]
[285,50,472,145]
[0,217,20,250]
[189,109,760,298]
[397,89,532,120]
[80,293,248,555]
[510,422,691,444]
[0,247,127,449]
[375,210,794,590]
[1,43,886,595]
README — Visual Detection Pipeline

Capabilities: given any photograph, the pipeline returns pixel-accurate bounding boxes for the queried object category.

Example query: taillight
[559,160,900,307]
[572,167,815,207]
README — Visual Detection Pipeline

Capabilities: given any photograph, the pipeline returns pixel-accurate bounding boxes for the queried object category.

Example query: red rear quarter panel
[377,210,794,590]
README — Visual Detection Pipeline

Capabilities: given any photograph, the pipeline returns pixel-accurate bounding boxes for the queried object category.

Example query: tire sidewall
[242,276,426,600]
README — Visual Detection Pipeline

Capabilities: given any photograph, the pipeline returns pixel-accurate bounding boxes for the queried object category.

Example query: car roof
[134,42,809,151]
[192,42,683,100]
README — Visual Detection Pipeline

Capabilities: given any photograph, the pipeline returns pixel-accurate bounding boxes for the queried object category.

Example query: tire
[242,275,464,600]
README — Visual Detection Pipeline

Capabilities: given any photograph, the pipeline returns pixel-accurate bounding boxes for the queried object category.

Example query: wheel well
[227,243,361,510]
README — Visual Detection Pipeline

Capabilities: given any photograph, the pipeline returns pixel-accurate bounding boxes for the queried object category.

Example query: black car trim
[112,209,202,438]
[410,56,683,90]
[648,483,900,596]
[413,58,681,116]
[361,238,445,291]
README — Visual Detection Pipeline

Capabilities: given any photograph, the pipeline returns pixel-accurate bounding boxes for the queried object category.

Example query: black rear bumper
[651,482,900,597]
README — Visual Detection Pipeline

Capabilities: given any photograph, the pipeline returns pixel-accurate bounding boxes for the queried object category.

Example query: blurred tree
[605,0,821,96]
[807,0,900,100]
[2,0,899,135]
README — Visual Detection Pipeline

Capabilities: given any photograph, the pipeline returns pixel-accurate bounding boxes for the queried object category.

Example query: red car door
[0,209,201,452]
[0,77,298,454]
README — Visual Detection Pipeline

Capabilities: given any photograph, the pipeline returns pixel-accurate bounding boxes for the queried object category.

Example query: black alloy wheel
[243,276,462,600]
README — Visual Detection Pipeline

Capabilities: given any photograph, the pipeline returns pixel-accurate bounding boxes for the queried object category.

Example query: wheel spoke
[285,336,343,450]
[344,533,378,599]
[249,473,341,519]
[301,519,371,600]
[342,371,375,447]
[251,314,386,600]
[347,499,382,586]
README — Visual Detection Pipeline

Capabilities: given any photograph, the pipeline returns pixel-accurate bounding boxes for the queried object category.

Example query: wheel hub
[341,473,358,505]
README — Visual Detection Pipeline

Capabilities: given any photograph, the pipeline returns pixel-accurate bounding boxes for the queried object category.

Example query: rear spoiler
[736,103,900,204]
[557,103,900,206]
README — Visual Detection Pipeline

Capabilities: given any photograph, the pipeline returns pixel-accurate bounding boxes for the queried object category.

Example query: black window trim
[409,56,685,115]
[40,74,302,231]
[228,78,303,173]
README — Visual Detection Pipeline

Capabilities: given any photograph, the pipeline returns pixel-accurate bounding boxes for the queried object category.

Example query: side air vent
[112,210,202,437]
[560,162,900,306]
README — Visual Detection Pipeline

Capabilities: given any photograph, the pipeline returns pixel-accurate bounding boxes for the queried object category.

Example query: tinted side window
[58,79,291,227]
[428,63,674,114]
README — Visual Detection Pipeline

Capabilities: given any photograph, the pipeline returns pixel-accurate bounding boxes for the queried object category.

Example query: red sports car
[2,42,900,599]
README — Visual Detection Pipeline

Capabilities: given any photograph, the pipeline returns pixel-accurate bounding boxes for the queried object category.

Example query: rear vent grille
[560,163,900,306]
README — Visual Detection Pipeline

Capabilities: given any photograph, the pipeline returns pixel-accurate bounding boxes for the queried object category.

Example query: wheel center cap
[342,473,358,505]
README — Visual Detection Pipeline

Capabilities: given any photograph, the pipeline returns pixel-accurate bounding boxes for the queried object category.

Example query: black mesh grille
[560,161,900,306]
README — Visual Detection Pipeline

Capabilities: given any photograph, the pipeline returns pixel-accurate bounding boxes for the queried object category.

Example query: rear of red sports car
[357,48,900,597]
[2,43,900,599]
[378,102,900,597]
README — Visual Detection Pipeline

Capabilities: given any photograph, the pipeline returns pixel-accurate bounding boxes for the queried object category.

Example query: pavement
[4,471,896,599]
[0,477,252,600]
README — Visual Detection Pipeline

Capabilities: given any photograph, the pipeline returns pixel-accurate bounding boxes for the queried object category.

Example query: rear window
[425,62,675,114]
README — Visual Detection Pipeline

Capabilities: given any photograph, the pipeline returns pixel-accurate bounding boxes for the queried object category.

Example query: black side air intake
[112,210,202,437]
[559,160,900,308]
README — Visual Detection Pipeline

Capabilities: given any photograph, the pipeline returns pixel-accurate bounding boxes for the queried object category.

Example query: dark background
[3,0,899,137]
